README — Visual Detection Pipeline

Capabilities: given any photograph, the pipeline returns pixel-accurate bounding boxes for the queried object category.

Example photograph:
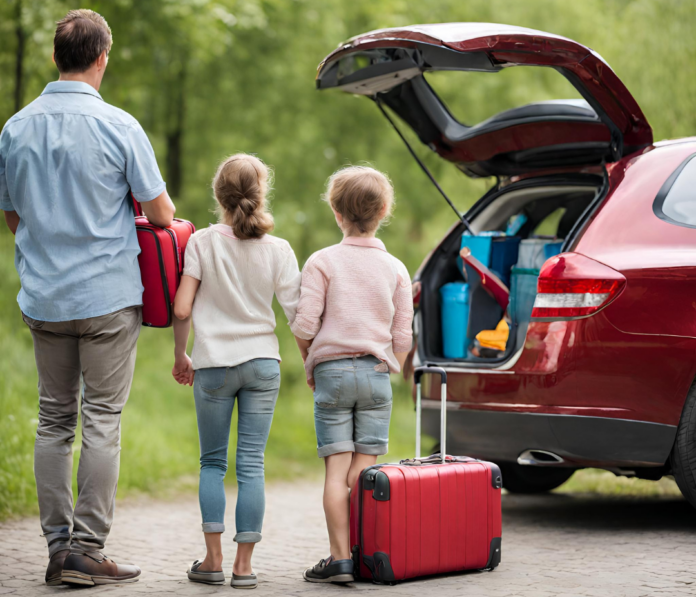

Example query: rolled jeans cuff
[355,442,388,456]
[46,535,71,559]
[317,440,355,458]
[234,532,262,544]
[202,522,225,533]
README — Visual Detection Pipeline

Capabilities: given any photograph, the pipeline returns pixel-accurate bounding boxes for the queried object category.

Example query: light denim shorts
[313,356,393,458]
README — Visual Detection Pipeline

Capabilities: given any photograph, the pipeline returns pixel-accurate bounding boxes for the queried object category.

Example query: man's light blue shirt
[0,81,166,322]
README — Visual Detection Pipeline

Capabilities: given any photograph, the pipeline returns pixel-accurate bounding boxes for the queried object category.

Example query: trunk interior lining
[419,182,600,365]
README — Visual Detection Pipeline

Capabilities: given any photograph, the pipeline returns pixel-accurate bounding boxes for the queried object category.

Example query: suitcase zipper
[162,227,181,279]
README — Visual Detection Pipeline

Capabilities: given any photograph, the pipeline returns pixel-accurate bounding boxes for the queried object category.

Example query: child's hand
[307,376,316,391]
[294,336,312,363]
[172,353,195,386]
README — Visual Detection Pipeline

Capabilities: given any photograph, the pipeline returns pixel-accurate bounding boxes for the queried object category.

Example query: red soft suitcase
[132,197,195,327]
[350,366,502,584]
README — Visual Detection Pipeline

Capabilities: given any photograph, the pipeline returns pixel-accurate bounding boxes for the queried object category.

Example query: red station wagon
[316,23,696,506]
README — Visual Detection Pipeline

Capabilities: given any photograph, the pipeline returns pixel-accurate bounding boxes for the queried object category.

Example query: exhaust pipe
[517,449,565,466]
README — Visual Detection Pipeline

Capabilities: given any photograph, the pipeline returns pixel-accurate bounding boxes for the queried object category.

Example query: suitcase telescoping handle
[414,366,447,463]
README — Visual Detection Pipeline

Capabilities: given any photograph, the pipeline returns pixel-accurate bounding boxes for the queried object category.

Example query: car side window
[653,154,696,228]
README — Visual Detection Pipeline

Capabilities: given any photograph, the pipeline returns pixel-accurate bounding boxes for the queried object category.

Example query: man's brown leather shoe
[61,552,141,586]
[45,550,70,586]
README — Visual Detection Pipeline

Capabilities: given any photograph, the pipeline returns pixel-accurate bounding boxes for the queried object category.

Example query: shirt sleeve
[0,130,13,212]
[183,234,201,280]
[290,253,328,341]
[275,246,302,326]
[123,122,167,202]
[391,263,414,354]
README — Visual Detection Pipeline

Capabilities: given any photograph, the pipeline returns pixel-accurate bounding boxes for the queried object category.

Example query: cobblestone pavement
[1,482,694,597]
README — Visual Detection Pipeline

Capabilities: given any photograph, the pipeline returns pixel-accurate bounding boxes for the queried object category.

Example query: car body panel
[420,407,676,467]
[419,310,696,428]
[415,141,696,466]
[574,142,696,338]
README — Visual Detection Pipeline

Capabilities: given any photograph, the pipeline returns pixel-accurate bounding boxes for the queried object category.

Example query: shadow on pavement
[502,493,695,532]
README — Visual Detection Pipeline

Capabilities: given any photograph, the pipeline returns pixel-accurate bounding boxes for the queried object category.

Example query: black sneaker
[303,556,354,584]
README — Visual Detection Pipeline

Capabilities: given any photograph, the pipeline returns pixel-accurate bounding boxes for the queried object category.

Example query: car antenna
[375,97,476,236]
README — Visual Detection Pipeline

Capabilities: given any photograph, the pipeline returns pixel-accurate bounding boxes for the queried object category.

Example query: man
[0,10,175,586]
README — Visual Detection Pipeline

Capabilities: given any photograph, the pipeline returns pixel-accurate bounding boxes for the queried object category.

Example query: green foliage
[1,0,693,517]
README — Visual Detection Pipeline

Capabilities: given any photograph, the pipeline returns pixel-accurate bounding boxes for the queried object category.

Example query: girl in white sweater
[172,154,301,589]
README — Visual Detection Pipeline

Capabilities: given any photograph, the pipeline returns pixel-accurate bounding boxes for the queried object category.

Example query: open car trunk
[417,175,603,365]
[315,23,650,366]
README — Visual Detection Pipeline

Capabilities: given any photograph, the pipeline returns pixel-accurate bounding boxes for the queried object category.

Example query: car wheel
[670,383,696,509]
[498,462,575,493]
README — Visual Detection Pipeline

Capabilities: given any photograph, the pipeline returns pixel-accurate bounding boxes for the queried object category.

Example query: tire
[498,462,575,493]
[670,382,696,509]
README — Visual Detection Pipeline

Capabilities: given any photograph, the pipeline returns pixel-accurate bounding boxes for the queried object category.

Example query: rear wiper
[375,97,476,235]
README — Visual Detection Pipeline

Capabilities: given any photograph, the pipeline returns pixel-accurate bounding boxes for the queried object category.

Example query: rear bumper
[422,407,677,467]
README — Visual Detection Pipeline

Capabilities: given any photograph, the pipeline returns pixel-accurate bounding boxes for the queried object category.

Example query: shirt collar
[212,223,237,239]
[340,236,387,252]
[41,81,103,101]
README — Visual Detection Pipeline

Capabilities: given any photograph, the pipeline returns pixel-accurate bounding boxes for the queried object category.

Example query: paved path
[1,482,694,597]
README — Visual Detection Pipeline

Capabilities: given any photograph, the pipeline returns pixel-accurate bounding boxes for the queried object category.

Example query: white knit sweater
[183,224,301,370]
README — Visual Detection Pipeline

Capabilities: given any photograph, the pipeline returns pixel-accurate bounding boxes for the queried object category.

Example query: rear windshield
[424,66,586,126]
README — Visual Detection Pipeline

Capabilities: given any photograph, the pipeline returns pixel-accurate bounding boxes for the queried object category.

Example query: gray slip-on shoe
[231,571,258,589]
[187,560,225,585]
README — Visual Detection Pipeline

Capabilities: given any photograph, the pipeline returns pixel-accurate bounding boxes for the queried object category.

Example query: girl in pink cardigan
[292,166,414,584]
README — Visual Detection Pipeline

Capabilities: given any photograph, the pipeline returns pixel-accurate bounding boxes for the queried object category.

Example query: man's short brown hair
[54,9,112,73]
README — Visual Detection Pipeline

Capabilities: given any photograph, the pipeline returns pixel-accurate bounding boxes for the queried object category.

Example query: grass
[0,225,685,521]
[557,469,682,499]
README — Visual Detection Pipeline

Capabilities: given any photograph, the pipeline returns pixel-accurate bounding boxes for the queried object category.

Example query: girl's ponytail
[213,154,274,239]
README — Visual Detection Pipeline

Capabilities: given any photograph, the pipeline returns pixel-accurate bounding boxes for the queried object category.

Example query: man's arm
[141,190,175,228]
[3,210,19,235]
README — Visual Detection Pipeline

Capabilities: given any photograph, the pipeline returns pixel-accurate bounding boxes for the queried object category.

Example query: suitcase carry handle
[400,454,476,466]
[413,366,448,463]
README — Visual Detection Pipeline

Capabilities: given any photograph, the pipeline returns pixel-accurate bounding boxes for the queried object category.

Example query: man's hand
[3,210,19,235]
[172,353,194,386]
[141,190,175,228]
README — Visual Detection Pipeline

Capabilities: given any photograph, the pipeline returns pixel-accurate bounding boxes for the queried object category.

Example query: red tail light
[531,253,626,320]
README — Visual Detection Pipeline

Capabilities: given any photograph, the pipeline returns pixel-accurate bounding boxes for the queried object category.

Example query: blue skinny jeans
[193,358,280,543]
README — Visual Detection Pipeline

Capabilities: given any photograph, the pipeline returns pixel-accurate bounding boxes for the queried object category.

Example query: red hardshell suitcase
[132,197,195,327]
[350,366,502,584]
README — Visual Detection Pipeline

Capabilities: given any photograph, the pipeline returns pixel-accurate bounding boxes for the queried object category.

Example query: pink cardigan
[291,237,414,379]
